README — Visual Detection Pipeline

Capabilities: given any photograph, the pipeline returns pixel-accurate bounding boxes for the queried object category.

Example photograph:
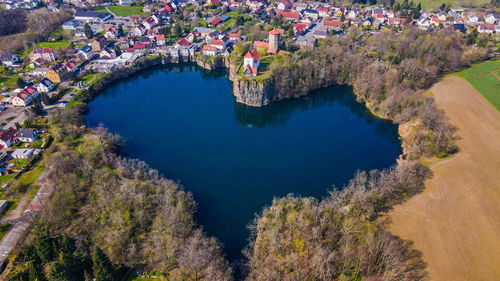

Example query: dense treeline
[8,106,232,281]
[267,27,493,158]
[0,8,72,53]
[244,160,430,280]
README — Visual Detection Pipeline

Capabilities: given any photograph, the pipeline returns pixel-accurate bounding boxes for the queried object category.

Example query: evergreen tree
[58,234,76,267]
[34,223,54,264]
[92,247,115,281]
[17,77,26,88]
[42,93,51,105]
[84,23,93,39]
[28,261,44,281]
[48,261,70,281]
[30,99,45,116]
[117,23,123,36]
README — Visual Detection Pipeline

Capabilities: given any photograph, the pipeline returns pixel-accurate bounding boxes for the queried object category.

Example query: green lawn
[93,5,146,16]
[0,75,18,91]
[455,59,500,111]
[17,165,45,186]
[35,40,72,49]
[415,0,491,9]
[0,223,11,240]
[0,174,16,187]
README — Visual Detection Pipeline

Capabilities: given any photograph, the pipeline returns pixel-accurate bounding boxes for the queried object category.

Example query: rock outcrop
[232,78,276,107]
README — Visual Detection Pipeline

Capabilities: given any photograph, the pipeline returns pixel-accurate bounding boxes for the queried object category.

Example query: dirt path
[389,76,500,280]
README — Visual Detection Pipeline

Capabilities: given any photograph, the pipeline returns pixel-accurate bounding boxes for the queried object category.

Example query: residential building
[0,53,20,66]
[12,149,34,159]
[29,48,56,62]
[277,0,291,10]
[36,78,54,93]
[16,129,38,142]
[202,45,218,56]
[74,10,112,22]
[0,127,17,148]
[91,36,108,53]
[78,45,95,60]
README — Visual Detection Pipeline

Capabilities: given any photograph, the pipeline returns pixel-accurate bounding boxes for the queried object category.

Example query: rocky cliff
[232,78,276,107]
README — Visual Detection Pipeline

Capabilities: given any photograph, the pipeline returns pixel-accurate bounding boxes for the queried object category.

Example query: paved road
[0,171,51,266]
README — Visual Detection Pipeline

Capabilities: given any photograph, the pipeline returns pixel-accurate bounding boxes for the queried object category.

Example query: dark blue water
[86,64,401,261]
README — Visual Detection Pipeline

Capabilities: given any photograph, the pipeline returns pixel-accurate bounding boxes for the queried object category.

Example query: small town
[0,0,499,279]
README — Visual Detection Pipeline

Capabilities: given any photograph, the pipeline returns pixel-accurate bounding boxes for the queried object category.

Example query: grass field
[35,40,72,49]
[455,59,500,111]
[93,5,146,16]
[0,75,18,91]
[415,0,491,9]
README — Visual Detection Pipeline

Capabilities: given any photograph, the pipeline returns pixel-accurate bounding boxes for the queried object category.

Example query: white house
[485,14,497,24]
[16,129,38,142]
[277,0,291,10]
[1,53,20,66]
[78,45,94,61]
[12,149,34,159]
[468,14,479,23]
[119,0,132,5]
[243,50,260,76]
[202,45,218,56]
[36,78,54,93]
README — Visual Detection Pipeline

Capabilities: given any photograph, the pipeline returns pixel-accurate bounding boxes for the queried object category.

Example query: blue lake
[86,64,401,261]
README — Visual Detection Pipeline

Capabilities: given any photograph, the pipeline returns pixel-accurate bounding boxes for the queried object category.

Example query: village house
[133,25,147,37]
[91,36,108,53]
[243,49,260,76]
[277,11,301,21]
[66,61,78,72]
[78,45,95,61]
[143,17,157,30]
[12,149,34,159]
[29,48,56,62]
[323,19,343,31]
[30,68,49,78]
[156,34,166,46]
[100,47,117,59]
[74,10,112,22]
[478,24,495,33]
[277,0,291,10]
[46,64,66,83]
[104,26,121,39]
[0,127,18,148]
[302,9,319,21]
[0,53,20,66]
[484,14,497,24]
[16,128,38,142]
[36,78,54,93]
[202,45,218,56]
[229,33,241,41]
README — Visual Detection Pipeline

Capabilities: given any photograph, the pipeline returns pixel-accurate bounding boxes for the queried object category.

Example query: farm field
[415,0,491,9]
[456,59,500,111]
[389,75,500,281]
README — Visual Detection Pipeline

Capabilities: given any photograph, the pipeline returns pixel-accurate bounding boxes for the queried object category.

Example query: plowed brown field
[389,75,500,281]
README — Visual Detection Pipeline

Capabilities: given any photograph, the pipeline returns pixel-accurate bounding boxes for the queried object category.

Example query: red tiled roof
[202,45,217,51]
[0,127,17,142]
[244,49,260,62]
[210,17,222,25]
[210,40,225,46]
[253,41,269,48]
[176,39,190,47]
[229,33,240,37]
[269,29,284,35]
[323,19,343,27]
[244,64,258,75]
[156,34,165,40]
[277,11,300,19]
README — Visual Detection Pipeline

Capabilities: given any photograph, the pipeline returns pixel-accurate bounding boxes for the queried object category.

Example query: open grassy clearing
[415,0,491,9]
[35,40,72,49]
[455,59,500,111]
[93,5,146,16]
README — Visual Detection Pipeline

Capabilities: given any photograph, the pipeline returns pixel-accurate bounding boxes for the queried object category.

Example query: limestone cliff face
[232,79,276,107]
